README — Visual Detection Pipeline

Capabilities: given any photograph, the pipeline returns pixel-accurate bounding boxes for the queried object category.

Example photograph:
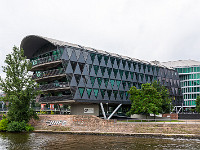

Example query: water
[0,133,200,150]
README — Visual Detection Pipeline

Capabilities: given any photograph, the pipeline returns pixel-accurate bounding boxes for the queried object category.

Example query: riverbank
[33,130,200,139]
[30,115,200,139]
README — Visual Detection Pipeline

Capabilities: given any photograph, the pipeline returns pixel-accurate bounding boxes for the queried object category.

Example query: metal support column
[100,103,107,119]
[107,104,122,120]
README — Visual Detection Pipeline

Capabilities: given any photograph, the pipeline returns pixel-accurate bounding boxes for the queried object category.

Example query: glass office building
[162,60,200,108]
[21,35,183,116]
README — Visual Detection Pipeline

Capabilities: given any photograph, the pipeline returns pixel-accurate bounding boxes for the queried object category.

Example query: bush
[0,115,8,131]
[25,124,34,132]
[7,121,27,132]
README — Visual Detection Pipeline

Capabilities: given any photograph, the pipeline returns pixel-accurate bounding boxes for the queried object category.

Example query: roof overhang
[20,35,67,59]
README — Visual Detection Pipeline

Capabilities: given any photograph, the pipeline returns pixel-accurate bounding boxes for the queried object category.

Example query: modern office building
[162,60,200,110]
[21,35,183,117]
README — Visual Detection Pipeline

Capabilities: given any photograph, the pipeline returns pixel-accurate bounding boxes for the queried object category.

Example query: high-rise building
[21,35,183,117]
[162,60,200,109]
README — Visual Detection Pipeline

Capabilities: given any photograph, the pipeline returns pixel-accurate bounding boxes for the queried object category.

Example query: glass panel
[127,82,131,88]
[87,88,92,98]
[90,76,96,87]
[113,90,118,99]
[107,90,112,99]
[104,78,109,87]
[94,65,99,75]
[130,72,134,80]
[100,89,106,99]
[119,91,124,99]
[97,77,102,86]
[138,63,141,72]
[74,74,81,84]
[122,81,126,89]
[122,60,126,68]
[116,59,120,67]
[125,71,129,79]
[100,66,106,76]
[94,89,99,98]
[107,68,112,77]
[110,57,115,66]
[97,54,102,64]
[128,61,131,70]
[116,80,121,88]
[78,87,85,97]
[119,70,124,78]
[70,61,77,72]
[90,53,96,63]
[110,79,115,88]
[104,56,109,65]
[113,69,118,78]
[78,63,85,73]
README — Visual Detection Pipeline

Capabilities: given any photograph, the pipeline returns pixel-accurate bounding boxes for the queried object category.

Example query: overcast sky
[1,0,200,78]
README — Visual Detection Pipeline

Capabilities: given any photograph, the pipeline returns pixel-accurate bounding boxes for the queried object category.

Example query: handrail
[39,95,73,102]
[31,54,62,67]
[32,68,65,80]
[37,82,69,91]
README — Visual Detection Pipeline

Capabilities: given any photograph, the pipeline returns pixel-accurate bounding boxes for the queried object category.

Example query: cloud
[0,0,200,78]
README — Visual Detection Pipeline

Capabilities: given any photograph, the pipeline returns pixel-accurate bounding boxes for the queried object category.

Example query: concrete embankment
[33,130,200,139]
[30,115,200,138]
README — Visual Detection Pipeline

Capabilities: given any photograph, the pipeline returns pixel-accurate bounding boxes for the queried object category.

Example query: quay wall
[30,115,200,135]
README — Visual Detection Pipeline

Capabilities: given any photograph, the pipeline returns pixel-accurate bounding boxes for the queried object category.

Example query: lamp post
[106,103,108,117]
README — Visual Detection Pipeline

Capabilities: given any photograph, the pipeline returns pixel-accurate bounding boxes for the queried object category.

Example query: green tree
[0,46,40,122]
[196,96,200,113]
[127,83,163,118]
[151,81,172,113]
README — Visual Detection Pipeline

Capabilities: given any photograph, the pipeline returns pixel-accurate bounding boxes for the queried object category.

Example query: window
[97,77,102,86]
[90,76,96,87]
[93,89,99,98]
[110,79,115,88]
[94,65,99,75]
[104,78,109,87]
[87,88,92,98]
[78,87,85,98]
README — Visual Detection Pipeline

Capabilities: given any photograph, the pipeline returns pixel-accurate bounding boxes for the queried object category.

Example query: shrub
[25,124,34,132]
[0,115,8,131]
[7,121,27,132]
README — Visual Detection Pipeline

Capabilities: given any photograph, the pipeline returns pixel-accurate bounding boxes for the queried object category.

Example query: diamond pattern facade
[21,35,183,106]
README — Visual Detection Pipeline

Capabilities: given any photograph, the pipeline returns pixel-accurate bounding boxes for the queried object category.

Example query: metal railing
[32,68,65,80]
[39,95,73,102]
[117,118,200,124]
[38,82,69,91]
[31,54,62,67]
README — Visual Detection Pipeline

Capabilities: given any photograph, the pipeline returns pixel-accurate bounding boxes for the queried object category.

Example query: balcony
[33,68,65,82]
[31,55,62,71]
[39,95,74,103]
[38,82,70,92]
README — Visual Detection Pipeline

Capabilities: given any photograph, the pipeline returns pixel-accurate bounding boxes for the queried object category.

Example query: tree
[196,96,200,113]
[151,81,172,113]
[0,46,40,122]
[127,83,163,118]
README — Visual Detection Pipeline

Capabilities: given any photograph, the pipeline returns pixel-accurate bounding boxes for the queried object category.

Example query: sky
[1,0,200,78]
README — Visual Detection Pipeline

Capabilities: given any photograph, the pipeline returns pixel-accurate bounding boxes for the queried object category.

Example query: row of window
[78,87,129,100]
[184,100,196,106]
[179,74,200,81]
[180,80,200,87]
[176,67,200,74]
[183,94,199,100]
[182,87,200,93]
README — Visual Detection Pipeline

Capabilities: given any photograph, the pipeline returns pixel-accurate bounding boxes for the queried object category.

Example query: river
[0,132,200,150]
